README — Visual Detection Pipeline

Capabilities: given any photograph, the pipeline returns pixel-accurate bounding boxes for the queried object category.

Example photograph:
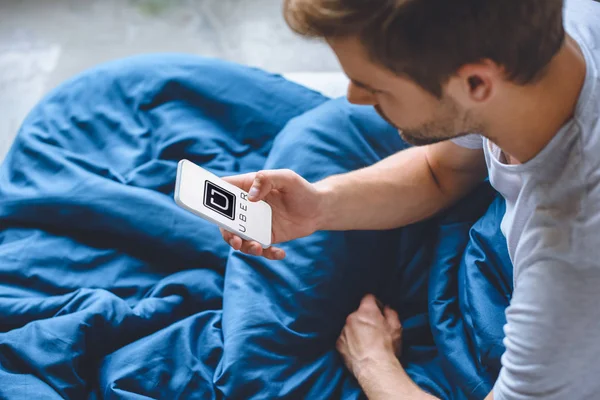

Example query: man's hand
[337,294,440,400]
[220,169,325,260]
[336,294,403,379]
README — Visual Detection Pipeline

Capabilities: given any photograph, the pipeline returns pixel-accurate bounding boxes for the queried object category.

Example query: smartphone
[174,159,273,248]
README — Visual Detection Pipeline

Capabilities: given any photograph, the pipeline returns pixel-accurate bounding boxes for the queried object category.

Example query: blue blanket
[0,55,512,399]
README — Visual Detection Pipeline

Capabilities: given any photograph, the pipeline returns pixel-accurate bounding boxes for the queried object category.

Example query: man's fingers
[375,298,385,312]
[237,240,262,256]
[220,228,232,242]
[359,294,378,307]
[237,240,286,260]
[263,247,286,260]
[385,306,403,357]
[220,228,239,249]
[219,228,247,252]
[336,337,342,351]
[220,228,284,260]
[237,242,285,259]
[229,235,244,251]
[230,236,243,251]
[358,294,382,315]
[384,306,402,330]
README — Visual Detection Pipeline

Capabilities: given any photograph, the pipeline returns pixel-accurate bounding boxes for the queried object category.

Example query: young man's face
[328,36,484,146]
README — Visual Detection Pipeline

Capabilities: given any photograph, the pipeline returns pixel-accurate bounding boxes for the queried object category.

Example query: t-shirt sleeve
[450,134,484,150]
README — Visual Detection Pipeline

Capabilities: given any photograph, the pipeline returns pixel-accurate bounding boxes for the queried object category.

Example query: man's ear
[447,60,502,105]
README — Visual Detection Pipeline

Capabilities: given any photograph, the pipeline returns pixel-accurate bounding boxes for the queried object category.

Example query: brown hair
[283,0,566,97]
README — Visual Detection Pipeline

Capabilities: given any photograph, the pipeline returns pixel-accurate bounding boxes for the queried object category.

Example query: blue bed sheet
[0,55,512,399]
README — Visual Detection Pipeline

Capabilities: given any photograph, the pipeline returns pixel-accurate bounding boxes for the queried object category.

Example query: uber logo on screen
[204,181,236,220]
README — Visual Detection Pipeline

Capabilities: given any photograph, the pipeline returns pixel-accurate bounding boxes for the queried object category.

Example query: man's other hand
[336,294,403,380]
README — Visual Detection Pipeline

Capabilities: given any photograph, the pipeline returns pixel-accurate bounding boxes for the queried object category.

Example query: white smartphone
[174,159,273,248]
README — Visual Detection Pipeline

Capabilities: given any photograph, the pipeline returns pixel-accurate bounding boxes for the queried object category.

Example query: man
[220,0,600,398]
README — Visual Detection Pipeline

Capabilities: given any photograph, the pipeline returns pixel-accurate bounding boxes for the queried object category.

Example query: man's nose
[346,83,377,106]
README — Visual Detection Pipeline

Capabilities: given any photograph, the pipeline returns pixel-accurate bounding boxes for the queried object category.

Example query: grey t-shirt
[451,1,600,398]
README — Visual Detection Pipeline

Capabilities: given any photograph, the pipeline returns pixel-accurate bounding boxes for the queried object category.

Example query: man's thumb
[247,169,294,201]
[223,172,257,192]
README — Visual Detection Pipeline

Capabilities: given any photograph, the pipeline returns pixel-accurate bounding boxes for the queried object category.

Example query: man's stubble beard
[375,99,484,147]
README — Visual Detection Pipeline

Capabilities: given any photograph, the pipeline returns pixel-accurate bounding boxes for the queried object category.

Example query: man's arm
[337,294,494,400]
[355,359,440,399]
[356,361,493,400]
[315,141,487,231]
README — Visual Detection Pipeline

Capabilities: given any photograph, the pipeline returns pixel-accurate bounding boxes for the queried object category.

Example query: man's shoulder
[568,0,600,190]
[527,126,600,266]
[565,0,600,50]
[565,0,600,27]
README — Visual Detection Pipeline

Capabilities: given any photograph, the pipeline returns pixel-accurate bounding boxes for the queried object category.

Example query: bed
[0,54,512,399]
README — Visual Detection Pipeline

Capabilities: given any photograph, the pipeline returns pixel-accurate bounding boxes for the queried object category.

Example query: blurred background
[0,0,347,162]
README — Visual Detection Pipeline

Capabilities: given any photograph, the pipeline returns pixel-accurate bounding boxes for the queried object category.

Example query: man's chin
[374,105,399,129]
[399,130,449,147]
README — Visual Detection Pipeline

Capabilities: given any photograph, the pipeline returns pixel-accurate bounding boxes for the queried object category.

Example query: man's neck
[486,34,587,164]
